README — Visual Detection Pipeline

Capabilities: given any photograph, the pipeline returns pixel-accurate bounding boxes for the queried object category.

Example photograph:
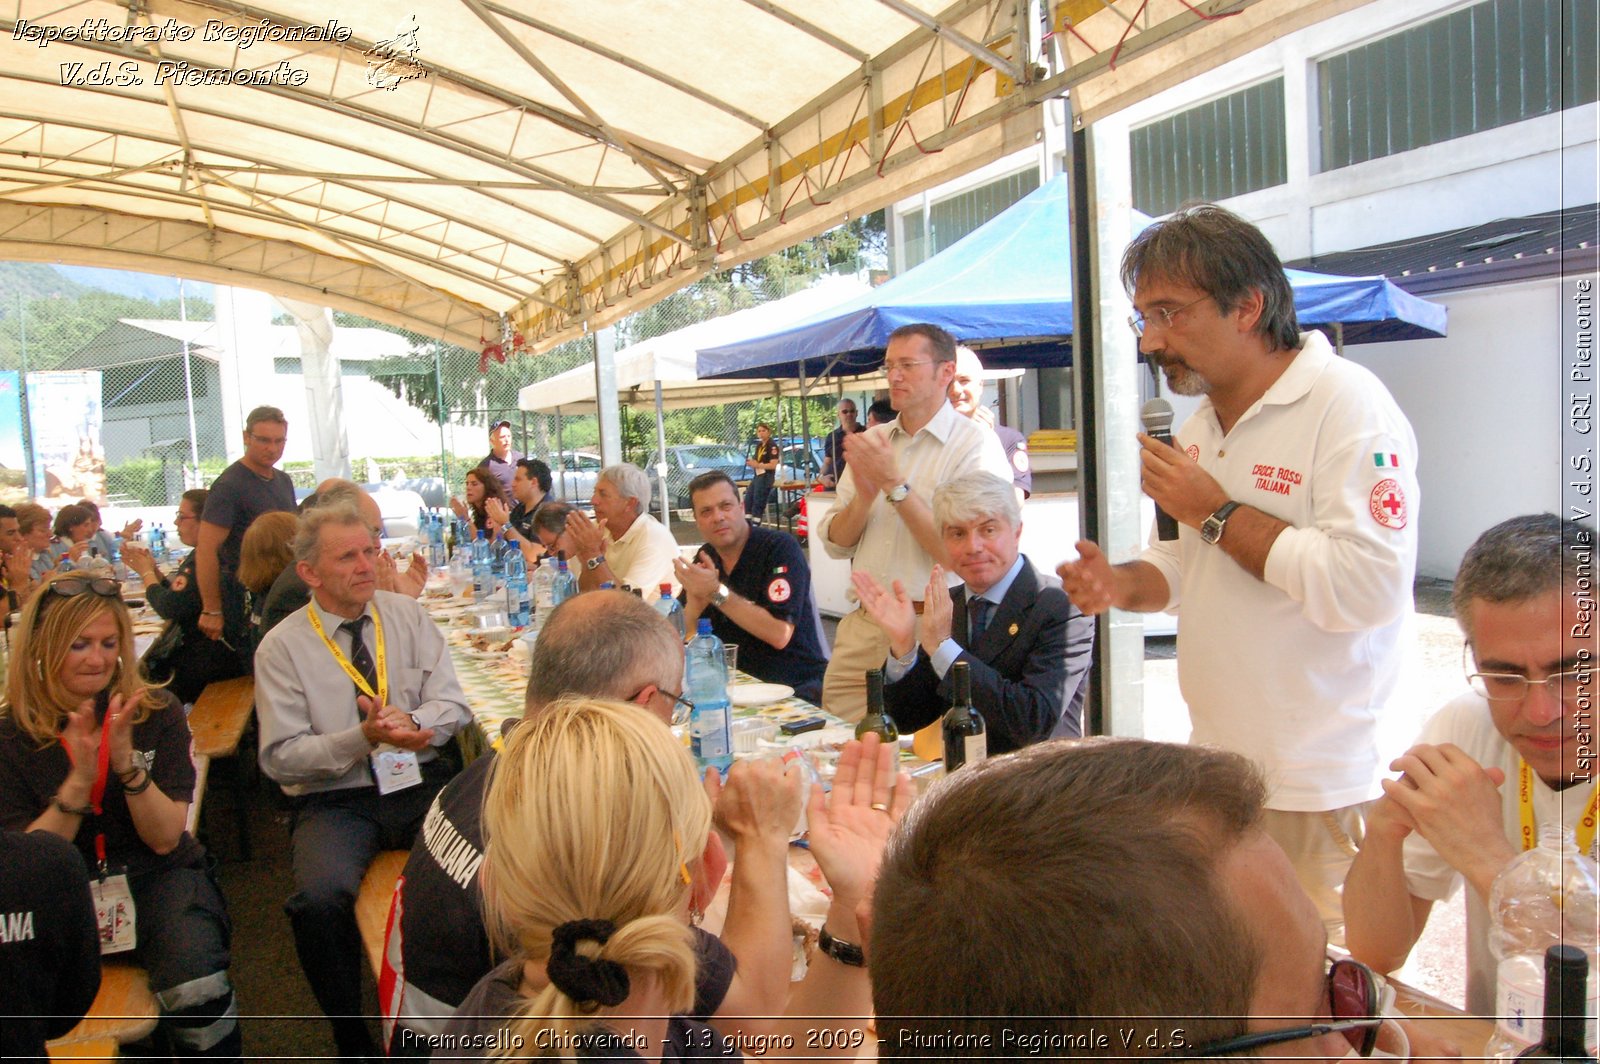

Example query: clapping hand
[673,552,720,605]
[120,542,157,579]
[805,732,914,916]
[448,496,470,522]
[563,509,607,562]
[117,519,144,540]
[709,756,805,850]
[920,566,952,656]
[484,497,510,534]
[850,571,916,658]
[358,694,435,751]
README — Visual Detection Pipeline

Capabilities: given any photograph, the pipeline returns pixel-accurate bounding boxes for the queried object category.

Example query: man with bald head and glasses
[1346,513,1597,1021]
[383,590,809,1057]
[872,738,1448,1061]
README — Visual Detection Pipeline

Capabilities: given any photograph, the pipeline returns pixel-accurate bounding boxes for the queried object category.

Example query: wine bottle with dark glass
[941,661,986,772]
[1516,946,1594,1062]
[854,668,899,743]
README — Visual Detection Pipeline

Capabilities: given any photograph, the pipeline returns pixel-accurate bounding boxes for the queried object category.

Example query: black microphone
[1140,398,1180,541]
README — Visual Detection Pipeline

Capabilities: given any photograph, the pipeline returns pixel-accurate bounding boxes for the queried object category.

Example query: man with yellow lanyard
[1344,513,1596,1018]
[256,501,473,1062]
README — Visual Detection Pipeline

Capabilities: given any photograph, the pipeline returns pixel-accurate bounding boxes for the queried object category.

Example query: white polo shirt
[1141,330,1420,811]
[605,512,680,593]
[1400,691,1599,1016]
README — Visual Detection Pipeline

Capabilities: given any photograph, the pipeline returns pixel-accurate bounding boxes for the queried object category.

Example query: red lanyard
[60,708,116,872]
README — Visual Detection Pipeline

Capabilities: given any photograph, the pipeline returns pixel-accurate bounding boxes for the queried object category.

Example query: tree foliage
[364,212,887,425]
[0,273,215,371]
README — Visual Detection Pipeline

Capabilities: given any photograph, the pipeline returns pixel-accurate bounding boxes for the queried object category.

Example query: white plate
[729,683,794,707]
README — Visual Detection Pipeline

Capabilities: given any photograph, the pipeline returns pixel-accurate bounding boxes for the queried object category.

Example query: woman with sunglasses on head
[123,490,248,705]
[441,698,910,1060]
[0,572,241,1060]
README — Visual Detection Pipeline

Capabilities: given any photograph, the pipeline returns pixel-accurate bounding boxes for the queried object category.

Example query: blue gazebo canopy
[698,174,1447,381]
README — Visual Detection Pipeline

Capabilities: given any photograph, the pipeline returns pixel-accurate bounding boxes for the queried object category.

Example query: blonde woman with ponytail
[443,697,912,1061]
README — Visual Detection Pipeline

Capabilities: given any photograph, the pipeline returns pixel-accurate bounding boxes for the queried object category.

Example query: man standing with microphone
[1058,205,1420,942]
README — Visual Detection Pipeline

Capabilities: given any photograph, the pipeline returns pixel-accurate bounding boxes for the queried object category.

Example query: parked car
[645,444,751,512]
[776,440,825,483]
[545,450,604,504]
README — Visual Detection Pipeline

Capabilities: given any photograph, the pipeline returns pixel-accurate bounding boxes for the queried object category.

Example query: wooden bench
[187,677,256,858]
[45,961,159,1057]
[357,851,409,979]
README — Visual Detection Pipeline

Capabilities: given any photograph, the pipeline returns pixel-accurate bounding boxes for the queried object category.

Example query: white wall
[1345,276,1577,578]
[1100,0,1597,260]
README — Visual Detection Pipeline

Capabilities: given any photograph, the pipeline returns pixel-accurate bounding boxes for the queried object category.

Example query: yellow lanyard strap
[1517,760,1599,854]
[307,605,389,709]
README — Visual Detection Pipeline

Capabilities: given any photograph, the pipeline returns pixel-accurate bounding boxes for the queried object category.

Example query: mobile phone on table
[781,716,826,736]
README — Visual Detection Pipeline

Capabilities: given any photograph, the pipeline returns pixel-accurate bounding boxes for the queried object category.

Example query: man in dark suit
[852,471,1093,752]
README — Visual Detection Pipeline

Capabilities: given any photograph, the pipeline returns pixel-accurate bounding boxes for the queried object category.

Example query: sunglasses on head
[1172,958,1384,1058]
[47,577,123,602]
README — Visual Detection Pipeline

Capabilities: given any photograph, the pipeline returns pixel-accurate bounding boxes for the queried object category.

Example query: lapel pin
[1007,622,1019,636]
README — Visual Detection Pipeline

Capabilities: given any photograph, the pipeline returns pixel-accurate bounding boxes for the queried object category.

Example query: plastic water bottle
[471,530,492,601]
[686,618,732,776]
[150,523,167,562]
[551,551,578,607]
[653,583,686,641]
[530,558,557,632]
[504,551,530,628]
[1485,824,1600,1059]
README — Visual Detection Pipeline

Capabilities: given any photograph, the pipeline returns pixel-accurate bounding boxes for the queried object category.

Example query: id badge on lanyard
[63,709,137,954]
[308,606,422,794]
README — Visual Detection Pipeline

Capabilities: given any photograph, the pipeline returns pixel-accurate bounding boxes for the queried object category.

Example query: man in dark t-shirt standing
[674,471,827,703]
[196,405,296,655]
[820,399,863,487]
[480,421,519,495]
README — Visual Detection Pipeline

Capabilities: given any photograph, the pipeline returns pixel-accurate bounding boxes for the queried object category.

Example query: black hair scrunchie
[547,919,630,1010]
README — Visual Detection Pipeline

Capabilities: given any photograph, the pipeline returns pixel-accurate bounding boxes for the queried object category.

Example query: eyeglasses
[48,577,122,601]
[248,433,287,446]
[883,359,934,376]
[1129,296,1210,338]
[1172,958,1384,1058]
[1465,645,1586,703]
[634,684,695,726]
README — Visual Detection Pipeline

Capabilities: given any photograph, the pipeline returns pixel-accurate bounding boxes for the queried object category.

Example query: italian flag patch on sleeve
[1373,452,1400,469]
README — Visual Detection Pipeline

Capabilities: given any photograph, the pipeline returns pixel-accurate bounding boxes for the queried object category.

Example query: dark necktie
[969,598,993,645]
[339,616,379,699]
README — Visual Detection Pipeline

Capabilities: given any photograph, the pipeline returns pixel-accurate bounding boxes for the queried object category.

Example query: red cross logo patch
[767,577,791,603]
[1368,478,1407,530]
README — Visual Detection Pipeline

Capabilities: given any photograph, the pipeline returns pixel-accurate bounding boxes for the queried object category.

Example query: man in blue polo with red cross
[674,470,827,703]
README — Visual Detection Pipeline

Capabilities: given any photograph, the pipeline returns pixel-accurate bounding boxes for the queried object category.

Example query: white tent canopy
[0,0,1351,354]
[517,275,880,414]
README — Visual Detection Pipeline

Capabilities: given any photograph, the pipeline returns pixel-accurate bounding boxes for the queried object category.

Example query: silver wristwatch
[885,483,911,505]
[711,583,730,607]
[1200,501,1242,545]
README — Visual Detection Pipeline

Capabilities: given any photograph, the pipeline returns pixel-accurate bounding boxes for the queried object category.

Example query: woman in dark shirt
[124,489,245,703]
[451,465,509,535]
[441,698,900,1061]
[0,572,240,1059]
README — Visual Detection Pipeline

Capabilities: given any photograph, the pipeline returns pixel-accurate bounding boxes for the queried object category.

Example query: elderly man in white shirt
[817,322,1009,721]
[564,462,681,594]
